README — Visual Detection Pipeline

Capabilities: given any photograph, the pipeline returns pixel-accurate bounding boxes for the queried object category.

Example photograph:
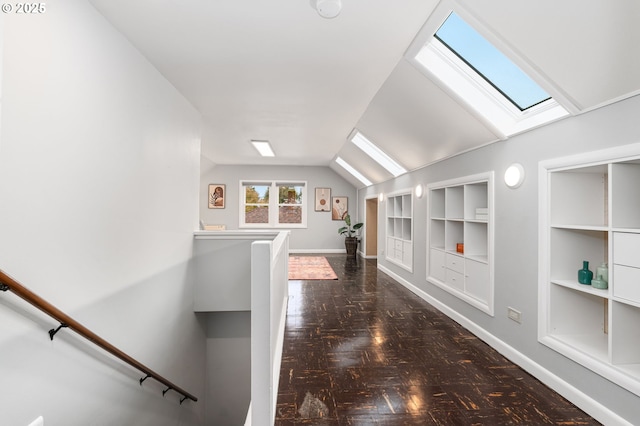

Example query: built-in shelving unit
[427,172,494,315]
[539,143,640,396]
[386,191,413,271]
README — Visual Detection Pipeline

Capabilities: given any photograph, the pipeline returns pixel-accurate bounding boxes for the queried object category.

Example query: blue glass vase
[578,260,593,285]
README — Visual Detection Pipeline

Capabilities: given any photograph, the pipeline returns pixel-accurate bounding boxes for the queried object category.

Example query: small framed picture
[208,184,225,209]
[315,188,331,212]
[331,196,348,220]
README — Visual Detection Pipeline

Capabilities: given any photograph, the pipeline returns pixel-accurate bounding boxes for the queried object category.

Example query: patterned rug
[288,256,338,280]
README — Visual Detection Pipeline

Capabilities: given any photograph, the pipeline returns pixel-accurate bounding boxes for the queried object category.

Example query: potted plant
[338,214,363,258]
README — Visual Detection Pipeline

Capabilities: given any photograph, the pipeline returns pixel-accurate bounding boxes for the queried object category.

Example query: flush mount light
[310,0,342,19]
[415,184,424,198]
[251,140,275,157]
[504,163,525,188]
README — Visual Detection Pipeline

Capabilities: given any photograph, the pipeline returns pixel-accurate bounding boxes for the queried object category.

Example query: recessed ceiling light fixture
[349,130,407,177]
[251,140,275,157]
[335,157,372,187]
[310,0,342,19]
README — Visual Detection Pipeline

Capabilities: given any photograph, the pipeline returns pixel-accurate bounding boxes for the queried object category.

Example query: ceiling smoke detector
[310,0,342,19]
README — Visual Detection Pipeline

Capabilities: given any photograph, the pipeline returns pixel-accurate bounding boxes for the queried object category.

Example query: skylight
[406,7,570,137]
[435,13,550,111]
[335,157,372,187]
[349,130,407,177]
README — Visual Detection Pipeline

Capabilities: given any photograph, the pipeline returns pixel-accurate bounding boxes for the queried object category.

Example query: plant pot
[345,237,358,258]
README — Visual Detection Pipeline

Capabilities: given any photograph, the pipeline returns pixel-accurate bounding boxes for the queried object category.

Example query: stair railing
[0,269,198,404]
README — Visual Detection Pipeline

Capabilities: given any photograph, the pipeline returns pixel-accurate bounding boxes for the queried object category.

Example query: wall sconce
[504,163,525,188]
[378,193,384,202]
[415,184,424,198]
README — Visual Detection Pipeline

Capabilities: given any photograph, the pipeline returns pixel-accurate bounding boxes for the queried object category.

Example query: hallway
[275,255,599,425]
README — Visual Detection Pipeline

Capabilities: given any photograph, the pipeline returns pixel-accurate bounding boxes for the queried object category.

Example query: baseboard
[289,249,346,254]
[377,264,631,426]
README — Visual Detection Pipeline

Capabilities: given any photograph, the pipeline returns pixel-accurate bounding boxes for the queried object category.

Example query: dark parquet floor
[275,255,600,425]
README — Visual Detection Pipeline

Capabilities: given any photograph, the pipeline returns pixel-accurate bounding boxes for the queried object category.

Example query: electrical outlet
[507,307,522,324]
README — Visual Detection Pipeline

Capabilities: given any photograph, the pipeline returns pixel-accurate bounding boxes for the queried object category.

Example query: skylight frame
[349,130,407,177]
[335,157,372,187]
[405,4,571,138]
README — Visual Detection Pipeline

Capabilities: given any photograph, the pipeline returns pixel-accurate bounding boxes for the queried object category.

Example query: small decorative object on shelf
[577,260,593,285]
[591,274,608,289]
[596,262,609,284]
[456,243,464,254]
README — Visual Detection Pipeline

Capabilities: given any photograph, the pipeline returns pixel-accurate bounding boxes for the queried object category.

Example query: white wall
[0,1,205,425]
[200,164,357,251]
[360,94,640,423]
[205,312,251,426]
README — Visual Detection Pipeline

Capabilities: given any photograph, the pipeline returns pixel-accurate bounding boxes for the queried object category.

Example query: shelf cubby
[431,188,445,218]
[445,186,464,219]
[445,220,464,253]
[549,227,608,283]
[464,182,488,220]
[549,165,608,227]
[549,284,609,362]
[611,161,640,230]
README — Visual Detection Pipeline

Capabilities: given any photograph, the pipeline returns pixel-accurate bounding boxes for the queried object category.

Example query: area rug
[288,256,338,280]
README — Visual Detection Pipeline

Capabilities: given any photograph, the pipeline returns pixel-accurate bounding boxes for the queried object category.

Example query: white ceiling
[90,0,640,188]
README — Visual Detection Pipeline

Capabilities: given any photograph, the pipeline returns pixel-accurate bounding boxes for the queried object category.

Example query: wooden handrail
[0,269,198,404]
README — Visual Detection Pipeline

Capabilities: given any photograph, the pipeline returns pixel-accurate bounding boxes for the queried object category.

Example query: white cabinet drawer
[614,232,640,268]
[395,239,403,251]
[614,264,640,304]
[445,253,464,274]
[445,268,464,291]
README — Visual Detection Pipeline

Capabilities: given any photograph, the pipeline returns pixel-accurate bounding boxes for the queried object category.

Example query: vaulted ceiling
[90,0,640,187]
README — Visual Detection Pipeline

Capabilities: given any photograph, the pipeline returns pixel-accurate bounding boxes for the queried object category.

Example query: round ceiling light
[316,0,341,19]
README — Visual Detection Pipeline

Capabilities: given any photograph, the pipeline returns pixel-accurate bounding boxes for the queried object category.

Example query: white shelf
[551,279,610,297]
[540,147,640,398]
[427,172,493,316]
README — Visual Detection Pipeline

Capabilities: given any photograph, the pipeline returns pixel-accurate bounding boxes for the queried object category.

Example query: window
[434,13,550,111]
[240,181,307,228]
[406,8,570,137]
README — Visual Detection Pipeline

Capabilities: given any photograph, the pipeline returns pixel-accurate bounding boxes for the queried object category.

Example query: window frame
[239,180,308,229]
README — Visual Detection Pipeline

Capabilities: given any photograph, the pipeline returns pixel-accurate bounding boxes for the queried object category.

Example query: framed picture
[315,187,331,212]
[331,196,348,220]
[208,184,225,209]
